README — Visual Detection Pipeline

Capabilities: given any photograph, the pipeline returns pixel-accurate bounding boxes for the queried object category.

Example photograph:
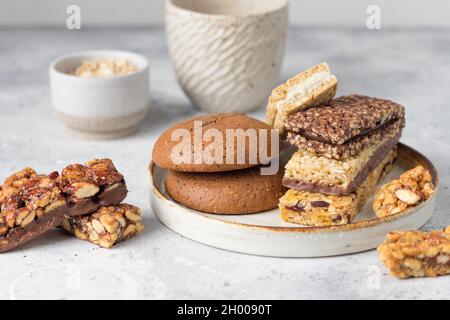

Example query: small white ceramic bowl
[49,50,150,139]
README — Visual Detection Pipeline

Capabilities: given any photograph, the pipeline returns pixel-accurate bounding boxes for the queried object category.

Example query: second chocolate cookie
[165,166,286,214]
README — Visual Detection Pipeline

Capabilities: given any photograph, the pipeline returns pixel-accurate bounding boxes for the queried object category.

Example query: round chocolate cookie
[152,113,278,172]
[165,166,287,214]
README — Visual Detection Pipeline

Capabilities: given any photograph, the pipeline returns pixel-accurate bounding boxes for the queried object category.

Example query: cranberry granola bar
[279,149,396,226]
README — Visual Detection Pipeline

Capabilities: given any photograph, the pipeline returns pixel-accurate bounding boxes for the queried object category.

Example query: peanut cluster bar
[279,149,396,226]
[378,227,450,278]
[0,159,127,252]
[61,159,124,200]
[63,204,144,248]
[0,168,65,238]
[283,133,399,195]
[373,166,434,217]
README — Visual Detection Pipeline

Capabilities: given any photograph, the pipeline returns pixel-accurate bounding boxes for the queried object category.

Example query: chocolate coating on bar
[0,183,127,253]
[285,95,405,145]
[282,134,400,195]
[287,118,404,160]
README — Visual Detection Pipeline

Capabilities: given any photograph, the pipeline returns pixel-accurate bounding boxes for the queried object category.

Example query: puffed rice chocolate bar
[0,159,127,252]
[62,204,144,248]
[280,149,396,226]
[373,166,434,217]
[283,131,399,195]
[287,117,404,160]
[265,62,338,133]
[285,95,405,146]
[378,227,450,278]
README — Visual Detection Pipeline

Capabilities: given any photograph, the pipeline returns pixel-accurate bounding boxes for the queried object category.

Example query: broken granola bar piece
[0,159,128,252]
[279,149,396,226]
[61,159,124,199]
[0,169,67,250]
[63,204,144,248]
[372,166,434,217]
[378,227,450,278]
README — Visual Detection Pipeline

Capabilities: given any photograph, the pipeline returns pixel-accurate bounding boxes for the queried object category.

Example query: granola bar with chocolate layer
[287,117,404,160]
[283,131,399,195]
[373,166,435,217]
[378,227,450,278]
[0,159,127,252]
[285,95,405,146]
[279,149,396,226]
[62,204,144,248]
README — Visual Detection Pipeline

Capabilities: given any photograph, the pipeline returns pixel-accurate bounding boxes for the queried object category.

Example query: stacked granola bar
[278,95,405,226]
[0,159,143,252]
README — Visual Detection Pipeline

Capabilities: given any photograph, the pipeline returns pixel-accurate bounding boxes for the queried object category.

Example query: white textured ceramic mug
[166,0,288,113]
[49,50,150,139]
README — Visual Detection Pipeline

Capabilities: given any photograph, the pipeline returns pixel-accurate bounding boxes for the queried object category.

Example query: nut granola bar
[378,227,450,278]
[0,159,127,252]
[279,149,396,226]
[63,204,144,248]
[372,166,434,217]
[61,158,126,204]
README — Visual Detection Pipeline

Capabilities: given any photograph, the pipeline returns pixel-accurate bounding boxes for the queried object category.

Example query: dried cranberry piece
[311,200,329,208]
[285,202,304,212]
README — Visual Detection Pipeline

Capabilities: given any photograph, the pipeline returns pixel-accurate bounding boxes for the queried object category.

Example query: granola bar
[0,159,127,252]
[287,118,404,160]
[62,204,144,248]
[265,62,337,133]
[285,95,405,145]
[283,132,399,195]
[279,149,396,226]
[373,166,434,217]
[378,227,450,278]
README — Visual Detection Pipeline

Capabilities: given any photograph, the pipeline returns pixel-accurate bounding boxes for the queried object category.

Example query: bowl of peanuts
[49,50,150,139]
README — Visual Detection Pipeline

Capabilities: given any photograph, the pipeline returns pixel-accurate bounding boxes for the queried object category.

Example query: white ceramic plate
[148,143,438,257]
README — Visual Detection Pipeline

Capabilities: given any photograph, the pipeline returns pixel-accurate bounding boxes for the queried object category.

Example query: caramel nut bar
[279,149,396,226]
[283,132,399,195]
[285,95,405,146]
[61,159,125,200]
[373,166,434,217]
[378,227,450,278]
[0,159,127,252]
[62,204,144,248]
